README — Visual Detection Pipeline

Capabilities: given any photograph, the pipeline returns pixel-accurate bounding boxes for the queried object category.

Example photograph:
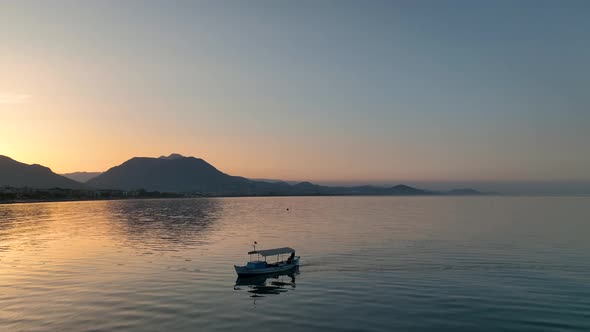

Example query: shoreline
[2,194,588,205]
[0,196,182,205]
[0,193,531,205]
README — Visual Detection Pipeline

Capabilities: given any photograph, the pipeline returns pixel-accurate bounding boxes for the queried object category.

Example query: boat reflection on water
[234,268,299,299]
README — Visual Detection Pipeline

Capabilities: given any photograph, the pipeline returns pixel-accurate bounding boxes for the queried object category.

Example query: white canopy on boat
[248,247,295,257]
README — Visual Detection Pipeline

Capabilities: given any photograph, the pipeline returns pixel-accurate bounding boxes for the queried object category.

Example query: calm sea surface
[0,197,589,331]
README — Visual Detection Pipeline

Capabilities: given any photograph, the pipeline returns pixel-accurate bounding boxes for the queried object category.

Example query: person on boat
[287,251,295,264]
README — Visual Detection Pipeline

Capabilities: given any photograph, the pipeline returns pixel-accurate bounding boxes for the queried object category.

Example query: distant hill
[316,184,434,196]
[250,178,300,185]
[62,172,103,183]
[446,188,486,195]
[0,155,86,189]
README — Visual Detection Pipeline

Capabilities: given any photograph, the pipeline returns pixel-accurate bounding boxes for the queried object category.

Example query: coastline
[0,196,183,205]
[0,192,508,205]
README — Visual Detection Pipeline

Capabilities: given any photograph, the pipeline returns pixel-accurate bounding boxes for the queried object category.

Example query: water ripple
[0,197,589,331]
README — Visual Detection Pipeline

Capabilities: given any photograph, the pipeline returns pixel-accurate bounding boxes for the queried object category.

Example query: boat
[235,268,298,287]
[234,245,300,276]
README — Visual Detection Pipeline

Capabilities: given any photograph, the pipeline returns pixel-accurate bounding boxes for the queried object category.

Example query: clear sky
[2,1,589,185]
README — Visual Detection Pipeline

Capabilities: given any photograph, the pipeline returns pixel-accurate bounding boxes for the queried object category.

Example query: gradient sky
[2,1,589,184]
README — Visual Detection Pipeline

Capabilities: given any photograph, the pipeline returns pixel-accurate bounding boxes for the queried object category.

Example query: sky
[1,1,589,189]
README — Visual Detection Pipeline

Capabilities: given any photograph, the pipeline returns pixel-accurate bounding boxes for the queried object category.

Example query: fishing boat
[234,245,300,276]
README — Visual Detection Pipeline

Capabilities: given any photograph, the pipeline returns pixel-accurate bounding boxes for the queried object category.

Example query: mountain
[85,154,437,196]
[158,153,185,160]
[0,155,86,189]
[62,171,103,183]
[86,154,254,194]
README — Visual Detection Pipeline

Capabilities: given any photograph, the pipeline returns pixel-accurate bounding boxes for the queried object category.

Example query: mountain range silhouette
[1,154,485,196]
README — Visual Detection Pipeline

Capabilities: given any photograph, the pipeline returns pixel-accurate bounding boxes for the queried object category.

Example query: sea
[0,196,589,331]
